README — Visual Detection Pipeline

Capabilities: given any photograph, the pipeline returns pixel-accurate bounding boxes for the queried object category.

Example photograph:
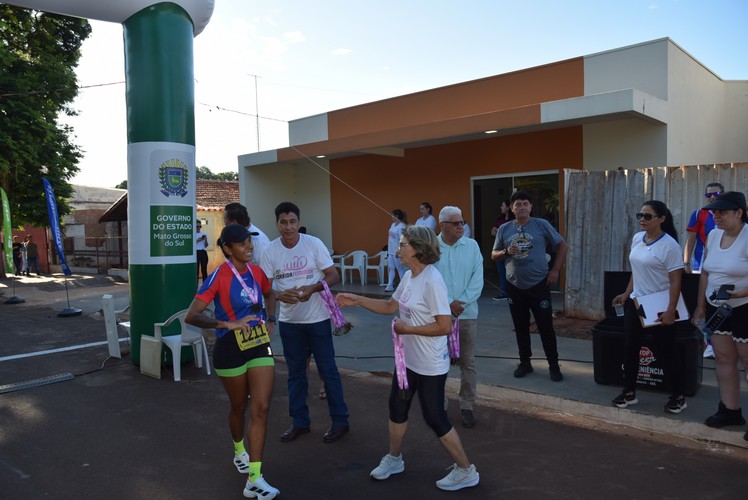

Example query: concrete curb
[343,367,748,452]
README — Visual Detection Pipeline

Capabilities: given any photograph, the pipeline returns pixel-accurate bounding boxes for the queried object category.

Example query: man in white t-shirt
[261,202,350,444]
[224,202,271,266]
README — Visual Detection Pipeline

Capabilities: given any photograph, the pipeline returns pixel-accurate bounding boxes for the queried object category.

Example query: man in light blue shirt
[434,206,484,428]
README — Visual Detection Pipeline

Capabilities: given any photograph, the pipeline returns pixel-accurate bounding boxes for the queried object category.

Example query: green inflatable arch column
[124,4,197,364]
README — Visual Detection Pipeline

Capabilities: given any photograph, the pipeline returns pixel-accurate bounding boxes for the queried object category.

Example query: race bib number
[234,324,270,351]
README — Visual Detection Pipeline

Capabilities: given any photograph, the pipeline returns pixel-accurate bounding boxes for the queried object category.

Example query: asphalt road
[1,280,746,499]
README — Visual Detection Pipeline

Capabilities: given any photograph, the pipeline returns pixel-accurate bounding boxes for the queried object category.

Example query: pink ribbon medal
[391,318,410,399]
[319,280,353,336]
[449,316,461,365]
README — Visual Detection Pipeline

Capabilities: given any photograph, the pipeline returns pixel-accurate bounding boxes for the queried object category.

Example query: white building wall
[583,119,667,171]
[240,160,333,249]
[584,39,669,100]
[583,39,670,170]
[722,81,748,162]
[665,43,728,166]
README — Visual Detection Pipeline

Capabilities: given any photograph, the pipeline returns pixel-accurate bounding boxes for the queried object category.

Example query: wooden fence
[564,162,748,320]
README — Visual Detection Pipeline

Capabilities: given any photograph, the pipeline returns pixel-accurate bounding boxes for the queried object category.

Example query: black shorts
[213,331,274,374]
[706,302,748,342]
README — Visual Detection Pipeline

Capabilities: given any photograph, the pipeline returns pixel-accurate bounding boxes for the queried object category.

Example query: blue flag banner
[42,178,72,276]
[1,187,14,273]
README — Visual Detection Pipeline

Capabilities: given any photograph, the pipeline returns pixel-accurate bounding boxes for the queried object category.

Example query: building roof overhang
[239,88,667,168]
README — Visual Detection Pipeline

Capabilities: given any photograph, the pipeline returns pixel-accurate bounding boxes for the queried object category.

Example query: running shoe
[664,394,687,414]
[435,464,480,491]
[612,390,638,408]
[243,475,279,499]
[234,452,250,474]
[370,454,404,480]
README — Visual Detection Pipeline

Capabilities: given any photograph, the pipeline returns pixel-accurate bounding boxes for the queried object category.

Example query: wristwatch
[267,315,277,322]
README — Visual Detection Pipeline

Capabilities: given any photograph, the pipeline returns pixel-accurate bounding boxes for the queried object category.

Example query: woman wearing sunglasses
[186,223,279,499]
[611,201,687,414]
[692,192,748,438]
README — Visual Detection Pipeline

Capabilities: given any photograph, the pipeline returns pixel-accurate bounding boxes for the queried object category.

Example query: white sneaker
[234,452,250,474]
[703,345,715,359]
[370,454,405,480]
[243,475,279,499]
[435,464,480,491]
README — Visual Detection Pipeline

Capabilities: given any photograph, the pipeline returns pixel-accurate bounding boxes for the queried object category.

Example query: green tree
[0,5,91,226]
[115,180,127,189]
[196,165,238,181]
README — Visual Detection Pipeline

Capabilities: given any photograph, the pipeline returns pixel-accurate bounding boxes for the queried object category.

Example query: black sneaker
[513,362,533,378]
[704,401,745,428]
[664,394,687,414]
[492,293,508,301]
[612,390,638,408]
[549,365,563,382]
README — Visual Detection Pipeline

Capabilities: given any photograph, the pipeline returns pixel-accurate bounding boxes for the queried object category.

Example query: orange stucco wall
[327,58,584,140]
[329,127,582,255]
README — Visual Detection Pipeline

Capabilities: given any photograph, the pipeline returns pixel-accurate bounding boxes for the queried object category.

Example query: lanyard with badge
[225,259,270,350]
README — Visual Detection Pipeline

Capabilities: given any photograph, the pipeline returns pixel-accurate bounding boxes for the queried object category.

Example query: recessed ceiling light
[484,130,498,134]
[316,155,326,158]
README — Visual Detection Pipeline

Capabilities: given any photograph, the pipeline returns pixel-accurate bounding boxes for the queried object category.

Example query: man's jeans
[279,319,349,428]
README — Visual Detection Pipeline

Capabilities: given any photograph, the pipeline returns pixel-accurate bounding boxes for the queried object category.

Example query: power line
[0,80,124,98]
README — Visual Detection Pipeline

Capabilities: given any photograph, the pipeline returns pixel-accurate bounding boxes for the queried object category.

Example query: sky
[62,0,748,189]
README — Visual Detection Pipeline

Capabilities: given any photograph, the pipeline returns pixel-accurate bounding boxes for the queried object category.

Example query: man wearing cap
[684,182,723,359]
[261,201,350,444]
[195,221,209,283]
[433,206,484,428]
[224,202,271,266]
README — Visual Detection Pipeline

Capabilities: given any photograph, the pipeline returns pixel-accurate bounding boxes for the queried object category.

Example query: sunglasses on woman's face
[705,192,722,199]
[635,213,656,221]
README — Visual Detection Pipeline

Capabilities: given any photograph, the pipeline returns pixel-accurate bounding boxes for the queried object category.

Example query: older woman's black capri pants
[388,368,452,438]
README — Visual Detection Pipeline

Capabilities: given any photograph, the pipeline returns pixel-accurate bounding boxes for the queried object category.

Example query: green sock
[234,439,246,456]
[249,461,262,481]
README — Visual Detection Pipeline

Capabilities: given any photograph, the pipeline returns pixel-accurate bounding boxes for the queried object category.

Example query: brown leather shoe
[280,425,310,442]
[322,426,349,443]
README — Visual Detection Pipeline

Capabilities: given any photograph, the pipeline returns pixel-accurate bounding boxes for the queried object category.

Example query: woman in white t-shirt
[611,200,687,414]
[415,202,437,231]
[693,192,748,434]
[385,209,408,292]
[336,226,479,492]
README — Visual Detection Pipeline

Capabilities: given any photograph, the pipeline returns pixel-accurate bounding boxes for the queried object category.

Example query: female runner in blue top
[186,224,279,499]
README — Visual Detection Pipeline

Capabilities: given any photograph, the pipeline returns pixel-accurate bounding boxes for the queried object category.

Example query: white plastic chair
[154,309,211,381]
[340,250,368,285]
[365,250,388,286]
[102,294,130,359]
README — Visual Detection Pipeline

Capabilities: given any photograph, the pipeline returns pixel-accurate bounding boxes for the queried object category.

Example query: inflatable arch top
[5,0,215,35]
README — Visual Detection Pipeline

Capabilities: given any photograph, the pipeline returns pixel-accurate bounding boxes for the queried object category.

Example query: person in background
[185,224,279,499]
[611,200,687,414]
[684,182,724,359]
[434,206,484,428]
[25,235,40,276]
[261,202,350,444]
[491,200,513,301]
[385,209,408,293]
[462,222,473,239]
[20,235,28,275]
[415,202,437,231]
[224,202,271,266]
[195,220,209,283]
[12,236,23,276]
[492,191,568,382]
[692,192,748,438]
[336,225,480,491]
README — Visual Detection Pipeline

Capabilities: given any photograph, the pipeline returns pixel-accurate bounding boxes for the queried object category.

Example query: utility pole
[248,74,261,151]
